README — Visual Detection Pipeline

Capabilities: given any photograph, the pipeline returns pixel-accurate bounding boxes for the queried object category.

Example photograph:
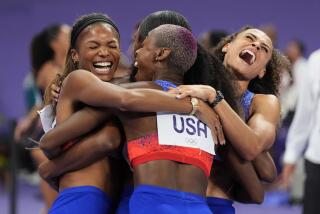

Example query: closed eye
[246,35,254,41]
[108,42,119,49]
[262,46,268,53]
[89,45,98,49]
[87,41,99,49]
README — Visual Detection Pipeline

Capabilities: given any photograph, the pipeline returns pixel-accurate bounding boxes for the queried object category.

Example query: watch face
[211,90,224,108]
[217,90,224,99]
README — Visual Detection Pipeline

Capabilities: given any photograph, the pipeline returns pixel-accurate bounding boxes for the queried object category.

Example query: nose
[135,49,140,58]
[251,42,261,50]
[98,47,110,57]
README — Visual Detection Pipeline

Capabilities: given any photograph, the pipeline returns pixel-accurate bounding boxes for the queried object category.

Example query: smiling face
[71,22,120,82]
[222,28,273,80]
[134,33,159,81]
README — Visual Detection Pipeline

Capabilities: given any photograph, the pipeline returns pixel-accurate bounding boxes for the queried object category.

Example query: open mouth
[239,50,256,65]
[93,61,113,74]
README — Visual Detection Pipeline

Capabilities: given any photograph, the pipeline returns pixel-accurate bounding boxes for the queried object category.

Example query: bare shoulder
[252,94,280,118]
[253,94,279,105]
[60,70,101,99]
[63,70,99,87]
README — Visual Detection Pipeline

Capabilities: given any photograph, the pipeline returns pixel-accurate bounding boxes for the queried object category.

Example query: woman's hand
[195,100,225,145]
[51,83,61,103]
[168,85,217,104]
[38,161,59,191]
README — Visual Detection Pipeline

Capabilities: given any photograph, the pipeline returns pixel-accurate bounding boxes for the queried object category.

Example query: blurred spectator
[280,49,320,214]
[198,29,228,51]
[261,24,278,47]
[280,39,307,119]
[14,23,70,213]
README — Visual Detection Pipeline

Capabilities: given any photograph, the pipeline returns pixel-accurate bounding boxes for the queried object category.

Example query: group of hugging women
[34,10,289,214]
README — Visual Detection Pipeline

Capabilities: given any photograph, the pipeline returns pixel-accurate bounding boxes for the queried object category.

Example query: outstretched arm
[63,70,193,114]
[58,70,225,144]
[39,120,121,180]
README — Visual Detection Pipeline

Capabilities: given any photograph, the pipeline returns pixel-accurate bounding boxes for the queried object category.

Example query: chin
[101,76,113,82]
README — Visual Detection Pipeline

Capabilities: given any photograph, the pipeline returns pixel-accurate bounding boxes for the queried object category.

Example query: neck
[153,66,183,85]
[236,80,250,96]
[225,63,250,96]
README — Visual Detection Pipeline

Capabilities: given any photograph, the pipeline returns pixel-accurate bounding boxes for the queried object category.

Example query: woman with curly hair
[171,26,290,213]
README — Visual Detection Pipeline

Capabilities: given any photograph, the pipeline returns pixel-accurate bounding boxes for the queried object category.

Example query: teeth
[241,50,256,65]
[95,67,111,74]
[134,61,138,67]
[94,62,111,67]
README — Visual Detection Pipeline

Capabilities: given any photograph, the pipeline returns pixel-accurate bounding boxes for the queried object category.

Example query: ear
[258,68,266,79]
[222,43,230,53]
[155,48,172,62]
[71,49,79,63]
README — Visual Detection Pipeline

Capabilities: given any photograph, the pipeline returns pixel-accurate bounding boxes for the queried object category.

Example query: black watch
[210,90,224,108]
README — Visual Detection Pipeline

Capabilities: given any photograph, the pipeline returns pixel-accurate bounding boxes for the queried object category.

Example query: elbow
[95,135,121,153]
[259,165,277,183]
[249,187,264,204]
[241,143,263,161]
[39,136,54,153]
[118,90,144,112]
[242,150,259,161]
[254,193,264,204]
[117,91,134,111]
[39,136,60,159]
[39,141,50,152]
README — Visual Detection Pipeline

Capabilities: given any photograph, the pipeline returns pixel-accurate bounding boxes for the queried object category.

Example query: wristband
[210,90,224,108]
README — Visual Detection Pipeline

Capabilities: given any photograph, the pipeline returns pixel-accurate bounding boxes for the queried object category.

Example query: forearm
[214,101,263,160]
[42,141,107,178]
[40,107,109,153]
[40,122,121,178]
[122,89,193,113]
[232,183,263,204]
[252,151,277,182]
[72,72,193,114]
[85,84,193,114]
[224,146,264,204]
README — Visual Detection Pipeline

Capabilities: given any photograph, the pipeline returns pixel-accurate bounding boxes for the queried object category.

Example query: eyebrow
[247,33,257,39]
[86,39,118,45]
[247,33,271,50]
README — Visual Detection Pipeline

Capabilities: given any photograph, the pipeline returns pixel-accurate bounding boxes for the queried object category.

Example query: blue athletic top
[154,80,177,91]
[241,90,254,121]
